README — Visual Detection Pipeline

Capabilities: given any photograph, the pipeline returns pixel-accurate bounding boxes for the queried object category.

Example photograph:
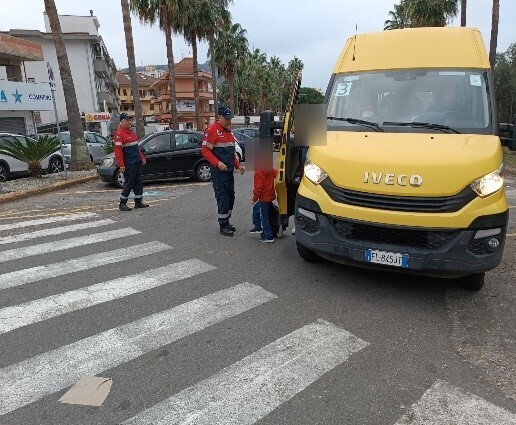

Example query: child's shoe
[249,227,262,234]
[261,237,275,243]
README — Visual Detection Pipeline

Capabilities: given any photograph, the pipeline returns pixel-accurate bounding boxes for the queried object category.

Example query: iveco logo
[363,172,423,187]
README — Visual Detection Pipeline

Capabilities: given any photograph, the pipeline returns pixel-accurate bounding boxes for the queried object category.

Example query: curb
[0,175,98,205]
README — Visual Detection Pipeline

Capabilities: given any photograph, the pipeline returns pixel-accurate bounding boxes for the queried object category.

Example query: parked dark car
[97,130,211,188]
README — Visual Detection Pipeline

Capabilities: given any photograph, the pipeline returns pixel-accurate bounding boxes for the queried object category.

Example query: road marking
[0,206,97,220]
[0,241,171,290]
[0,219,115,245]
[394,380,516,424]
[0,258,215,334]
[0,212,97,230]
[0,227,140,263]
[123,320,368,425]
[0,283,276,416]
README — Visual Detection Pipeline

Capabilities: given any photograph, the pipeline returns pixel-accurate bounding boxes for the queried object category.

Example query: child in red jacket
[250,166,279,243]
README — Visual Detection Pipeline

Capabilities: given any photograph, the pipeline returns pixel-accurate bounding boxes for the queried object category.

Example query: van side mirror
[499,123,516,151]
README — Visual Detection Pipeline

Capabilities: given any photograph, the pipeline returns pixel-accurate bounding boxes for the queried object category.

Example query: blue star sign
[12,89,23,103]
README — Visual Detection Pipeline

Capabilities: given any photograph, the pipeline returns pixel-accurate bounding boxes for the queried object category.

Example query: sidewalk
[0,170,98,205]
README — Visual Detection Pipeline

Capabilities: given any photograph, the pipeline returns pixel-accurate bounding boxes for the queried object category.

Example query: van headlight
[470,164,504,198]
[304,160,328,185]
[102,158,114,167]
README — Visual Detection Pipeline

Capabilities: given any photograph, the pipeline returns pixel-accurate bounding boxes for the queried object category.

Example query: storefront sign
[0,80,54,111]
[85,112,111,122]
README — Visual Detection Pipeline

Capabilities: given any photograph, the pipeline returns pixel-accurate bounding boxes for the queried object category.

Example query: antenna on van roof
[352,23,357,61]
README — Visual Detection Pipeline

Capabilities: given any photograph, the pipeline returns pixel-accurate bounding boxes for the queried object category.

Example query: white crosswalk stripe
[0,241,171,290]
[122,319,368,425]
[0,212,98,231]
[0,259,216,334]
[0,219,115,245]
[0,283,277,416]
[0,227,140,263]
[394,380,516,424]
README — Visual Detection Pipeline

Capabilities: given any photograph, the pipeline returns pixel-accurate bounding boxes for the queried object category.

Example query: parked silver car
[0,133,64,181]
[56,131,109,165]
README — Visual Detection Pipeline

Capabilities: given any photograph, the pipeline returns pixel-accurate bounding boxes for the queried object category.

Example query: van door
[275,72,303,227]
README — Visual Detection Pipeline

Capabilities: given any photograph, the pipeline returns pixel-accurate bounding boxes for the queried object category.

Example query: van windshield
[326,69,492,134]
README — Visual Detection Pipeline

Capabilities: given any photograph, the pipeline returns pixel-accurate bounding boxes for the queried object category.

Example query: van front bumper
[295,195,508,277]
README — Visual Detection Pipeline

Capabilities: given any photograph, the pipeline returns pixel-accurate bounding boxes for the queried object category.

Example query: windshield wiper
[383,121,461,134]
[327,117,383,132]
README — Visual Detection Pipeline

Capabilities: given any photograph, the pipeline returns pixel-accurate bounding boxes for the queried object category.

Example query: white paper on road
[394,380,516,425]
[0,227,140,263]
[0,241,171,290]
[0,283,277,416]
[58,376,113,407]
[0,212,98,231]
[122,319,369,425]
[0,258,216,334]
[0,219,115,245]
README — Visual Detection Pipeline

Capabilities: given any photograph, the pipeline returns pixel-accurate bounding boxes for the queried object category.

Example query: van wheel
[296,241,320,262]
[458,272,485,291]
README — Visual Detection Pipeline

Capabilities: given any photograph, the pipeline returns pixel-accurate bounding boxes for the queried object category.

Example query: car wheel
[48,157,64,174]
[458,272,485,291]
[296,241,321,262]
[195,163,211,182]
[0,162,8,182]
[114,168,125,189]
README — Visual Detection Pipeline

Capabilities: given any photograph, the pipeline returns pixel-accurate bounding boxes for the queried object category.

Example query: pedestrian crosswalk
[0,211,514,423]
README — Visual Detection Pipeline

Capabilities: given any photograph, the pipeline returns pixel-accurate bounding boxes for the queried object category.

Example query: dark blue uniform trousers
[212,169,235,227]
[120,163,143,202]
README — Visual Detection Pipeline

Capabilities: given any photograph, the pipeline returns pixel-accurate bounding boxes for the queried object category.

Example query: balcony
[93,58,109,79]
[105,74,118,89]
[97,91,118,108]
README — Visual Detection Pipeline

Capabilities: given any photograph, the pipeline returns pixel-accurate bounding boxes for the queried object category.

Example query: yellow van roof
[334,27,489,73]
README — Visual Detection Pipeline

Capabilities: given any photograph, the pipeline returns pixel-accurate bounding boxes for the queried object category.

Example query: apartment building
[116,72,158,123]
[150,58,215,129]
[6,11,119,135]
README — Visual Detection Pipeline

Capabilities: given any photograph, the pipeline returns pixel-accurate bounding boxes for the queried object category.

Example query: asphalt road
[0,172,515,425]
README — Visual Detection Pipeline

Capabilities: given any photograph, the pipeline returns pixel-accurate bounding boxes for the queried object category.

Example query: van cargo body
[286,28,510,290]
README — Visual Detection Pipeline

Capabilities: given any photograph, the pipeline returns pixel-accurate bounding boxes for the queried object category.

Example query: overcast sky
[2,1,515,90]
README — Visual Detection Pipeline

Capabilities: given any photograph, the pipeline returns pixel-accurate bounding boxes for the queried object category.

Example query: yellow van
[276,27,515,290]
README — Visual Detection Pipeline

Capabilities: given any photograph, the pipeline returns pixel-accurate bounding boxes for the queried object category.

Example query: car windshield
[326,69,492,134]
[58,133,71,144]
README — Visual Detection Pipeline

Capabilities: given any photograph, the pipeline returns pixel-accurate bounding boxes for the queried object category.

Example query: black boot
[134,200,149,208]
[228,223,236,232]
[220,225,234,237]
[119,201,132,212]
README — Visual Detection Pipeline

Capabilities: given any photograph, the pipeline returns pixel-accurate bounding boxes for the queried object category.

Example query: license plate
[365,249,409,268]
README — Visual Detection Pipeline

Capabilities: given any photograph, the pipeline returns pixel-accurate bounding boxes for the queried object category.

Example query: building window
[123,89,127,96]
[150,103,154,110]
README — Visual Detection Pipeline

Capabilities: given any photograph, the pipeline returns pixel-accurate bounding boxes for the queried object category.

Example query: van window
[327,69,492,134]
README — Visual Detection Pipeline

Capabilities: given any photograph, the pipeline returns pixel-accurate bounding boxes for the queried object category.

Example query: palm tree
[43,0,91,170]
[489,0,500,68]
[202,2,232,119]
[212,22,248,112]
[408,0,458,27]
[460,0,467,26]
[131,0,180,130]
[384,2,411,30]
[121,0,145,139]
[0,136,60,178]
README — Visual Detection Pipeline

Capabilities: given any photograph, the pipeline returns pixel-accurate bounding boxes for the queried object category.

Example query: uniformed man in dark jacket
[201,106,245,236]
[113,113,149,211]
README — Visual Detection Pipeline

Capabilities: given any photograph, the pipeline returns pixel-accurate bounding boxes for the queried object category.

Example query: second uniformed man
[201,106,245,236]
